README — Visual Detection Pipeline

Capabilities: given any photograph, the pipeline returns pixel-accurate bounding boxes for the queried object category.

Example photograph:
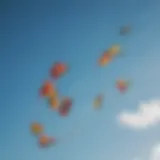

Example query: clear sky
[1,0,160,160]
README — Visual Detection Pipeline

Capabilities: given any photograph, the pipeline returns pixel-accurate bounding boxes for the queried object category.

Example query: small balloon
[98,51,113,66]
[48,95,60,110]
[40,81,55,98]
[50,62,68,79]
[116,80,129,93]
[30,122,43,135]
[108,45,121,57]
[94,94,103,109]
[59,97,72,116]
[38,135,56,148]
[120,25,131,35]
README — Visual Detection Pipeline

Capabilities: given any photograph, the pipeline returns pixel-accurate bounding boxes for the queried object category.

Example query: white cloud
[135,143,160,160]
[150,144,160,160]
[118,100,160,129]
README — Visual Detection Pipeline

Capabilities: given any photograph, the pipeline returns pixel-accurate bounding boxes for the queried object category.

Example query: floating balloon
[59,98,72,116]
[98,45,121,67]
[120,25,131,36]
[116,80,129,93]
[94,95,103,109]
[50,62,68,79]
[48,95,60,110]
[108,45,121,57]
[38,135,56,148]
[31,122,43,135]
[40,81,55,98]
[98,52,113,66]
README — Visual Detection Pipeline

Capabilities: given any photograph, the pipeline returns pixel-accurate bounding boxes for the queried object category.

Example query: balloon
[108,45,121,56]
[31,123,43,135]
[38,135,56,148]
[48,95,60,110]
[98,52,112,66]
[50,62,68,79]
[40,81,55,98]
[116,80,129,93]
[59,98,72,116]
[120,25,131,35]
[94,95,103,109]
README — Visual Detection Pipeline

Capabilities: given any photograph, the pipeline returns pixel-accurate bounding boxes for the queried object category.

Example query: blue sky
[1,0,160,159]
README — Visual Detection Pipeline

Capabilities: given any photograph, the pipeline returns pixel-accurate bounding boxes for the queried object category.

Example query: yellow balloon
[31,123,43,135]
[49,96,60,110]
[94,99,101,108]
[108,45,120,56]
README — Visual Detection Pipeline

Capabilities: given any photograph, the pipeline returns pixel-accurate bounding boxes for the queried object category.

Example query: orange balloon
[58,63,67,73]
[31,123,43,135]
[116,80,128,93]
[39,135,55,147]
[39,135,50,146]
[40,81,55,98]
[50,62,67,79]
[99,53,112,66]
[117,80,126,86]
[49,95,60,110]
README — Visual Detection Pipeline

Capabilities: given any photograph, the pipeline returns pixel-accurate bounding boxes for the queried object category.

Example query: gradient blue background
[1,0,160,159]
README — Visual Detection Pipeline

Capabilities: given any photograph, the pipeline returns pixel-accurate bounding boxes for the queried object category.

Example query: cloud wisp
[150,143,160,160]
[118,100,160,129]
[134,143,160,160]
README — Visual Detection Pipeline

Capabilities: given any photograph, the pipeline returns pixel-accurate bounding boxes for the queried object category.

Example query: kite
[38,135,56,148]
[94,95,103,109]
[30,122,43,135]
[58,97,72,116]
[116,80,130,93]
[120,25,131,36]
[50,62,68,79]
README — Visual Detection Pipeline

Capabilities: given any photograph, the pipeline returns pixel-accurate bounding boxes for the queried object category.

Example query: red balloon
[118,85,127,93]
[40,81,54,97]
[50,62,67,79]
[116,80,128,93]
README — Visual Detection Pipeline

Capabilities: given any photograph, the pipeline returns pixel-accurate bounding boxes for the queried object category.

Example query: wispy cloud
[150,144,160,160]
[134,143,160,160]
[117,100,160,129]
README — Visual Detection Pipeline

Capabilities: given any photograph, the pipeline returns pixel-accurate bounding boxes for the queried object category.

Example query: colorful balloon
[48,95,60,110]
[31,122,43,135]
[38,135,56,148]
[116,80,129,93]
[98,52,112,66]
[50,62,68,79]
[40,81,55,98]
[108,45,121,57]
[94,95,103,109]
[59,98,72,116]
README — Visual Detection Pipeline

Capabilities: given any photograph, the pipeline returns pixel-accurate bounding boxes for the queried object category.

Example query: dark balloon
[59,98,72,116]
[120,26,131,35]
